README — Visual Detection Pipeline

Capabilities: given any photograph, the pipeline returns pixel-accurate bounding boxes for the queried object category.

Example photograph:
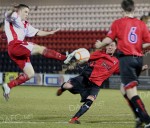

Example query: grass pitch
[0,86,150,128]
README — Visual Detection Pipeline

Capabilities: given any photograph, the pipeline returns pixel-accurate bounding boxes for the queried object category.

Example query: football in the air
[74,48,90,63]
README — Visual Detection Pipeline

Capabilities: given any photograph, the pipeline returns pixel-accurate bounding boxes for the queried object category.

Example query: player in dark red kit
[57,41,119,124]
[95,0,150,128]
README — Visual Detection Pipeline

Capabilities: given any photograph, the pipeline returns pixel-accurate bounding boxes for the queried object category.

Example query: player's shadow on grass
[86,120,128,124]
[35,115,69,122]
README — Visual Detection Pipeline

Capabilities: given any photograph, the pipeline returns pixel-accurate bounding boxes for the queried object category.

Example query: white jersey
[4,12,39,43]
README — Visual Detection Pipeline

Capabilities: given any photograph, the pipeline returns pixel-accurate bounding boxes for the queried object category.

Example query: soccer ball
[74,48,90,63]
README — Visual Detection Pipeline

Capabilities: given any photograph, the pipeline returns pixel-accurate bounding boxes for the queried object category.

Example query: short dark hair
[14,4,29,10]
[121,0,135,12]
[113,40,117,45]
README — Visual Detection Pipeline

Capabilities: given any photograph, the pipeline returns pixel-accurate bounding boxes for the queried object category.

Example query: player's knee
[26,71,35,79]
[126,86,137,100]
[32,45,46,54]
[39,46,46,53]
[40,46,46,50]
[87,95,96,101]
[63,82,73,89]
[120,83,126,95]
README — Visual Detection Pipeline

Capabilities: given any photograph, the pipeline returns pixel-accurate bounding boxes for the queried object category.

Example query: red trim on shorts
[9,22,18,40]
[124,81,138,90]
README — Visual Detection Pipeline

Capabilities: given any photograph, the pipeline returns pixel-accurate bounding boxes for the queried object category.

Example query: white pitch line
[0,121,134,125]
[35,114,132,117]
[0,121,45,124]
[55,121,68,124]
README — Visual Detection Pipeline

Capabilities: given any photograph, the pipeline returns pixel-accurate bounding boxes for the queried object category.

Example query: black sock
[131,95,150,124]
[73,99,93,119]
[124,94,139,118]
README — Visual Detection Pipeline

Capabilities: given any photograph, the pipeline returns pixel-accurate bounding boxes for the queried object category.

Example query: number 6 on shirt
[128,27,137,44]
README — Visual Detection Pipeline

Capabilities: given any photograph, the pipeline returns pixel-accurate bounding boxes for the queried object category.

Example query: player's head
[121,0,135,13]
[106,40,117,55]
[15,4,30,21]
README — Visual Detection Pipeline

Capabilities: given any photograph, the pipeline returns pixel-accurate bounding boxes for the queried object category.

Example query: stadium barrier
[109,76,150,89]
[0,72,150,89]
[44,74,77,86]
[4,72,18,83]
[22,73,43,86]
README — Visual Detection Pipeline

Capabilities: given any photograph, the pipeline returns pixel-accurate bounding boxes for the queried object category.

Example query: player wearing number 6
[95,0,150,128]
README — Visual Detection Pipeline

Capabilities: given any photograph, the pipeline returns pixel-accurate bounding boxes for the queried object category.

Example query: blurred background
[0,0,150,88]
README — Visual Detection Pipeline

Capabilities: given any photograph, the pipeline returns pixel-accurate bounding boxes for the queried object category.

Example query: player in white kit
[2,4,66,100]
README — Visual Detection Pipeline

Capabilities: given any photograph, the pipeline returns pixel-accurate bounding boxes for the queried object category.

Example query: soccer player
[95,0,150,128]
[57,41,119,124]
[2,4,66,100]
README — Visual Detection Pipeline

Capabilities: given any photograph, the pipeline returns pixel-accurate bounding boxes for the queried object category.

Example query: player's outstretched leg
[42,48,66,60]
[56,82,74,96]
[31,44,66,61]
[56,82,66,96]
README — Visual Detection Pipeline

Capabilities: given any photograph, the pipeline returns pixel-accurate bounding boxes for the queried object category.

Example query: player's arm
[95,37,113,49]
[36,28,60,36]
[142,43,150,49]
[5,5,18,21]
[95,21,117,49]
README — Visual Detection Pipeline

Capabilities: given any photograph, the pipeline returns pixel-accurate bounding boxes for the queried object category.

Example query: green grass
[0,86,150,128]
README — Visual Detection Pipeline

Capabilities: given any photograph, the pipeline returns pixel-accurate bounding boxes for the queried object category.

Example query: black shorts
[119,56,143,86]
[68,75,100,102]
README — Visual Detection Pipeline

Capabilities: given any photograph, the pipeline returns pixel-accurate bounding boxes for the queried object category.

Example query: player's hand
[142,64,149,71]
[68,65,75,70]
[50,28,60,34]
[95,40,103,49]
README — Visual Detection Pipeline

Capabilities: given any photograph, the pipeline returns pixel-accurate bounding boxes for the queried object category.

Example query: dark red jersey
[107,17,150,56]
[88,50,119,86]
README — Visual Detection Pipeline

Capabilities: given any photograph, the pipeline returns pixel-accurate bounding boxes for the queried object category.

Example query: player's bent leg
[69,95,94,124]
[2,63,34,101]
[2,83,10,101]
[31,44,66,60]
[56,82,73,96]
[8,63,34,89]
[23,62,35,79]
[125,82,150,126]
